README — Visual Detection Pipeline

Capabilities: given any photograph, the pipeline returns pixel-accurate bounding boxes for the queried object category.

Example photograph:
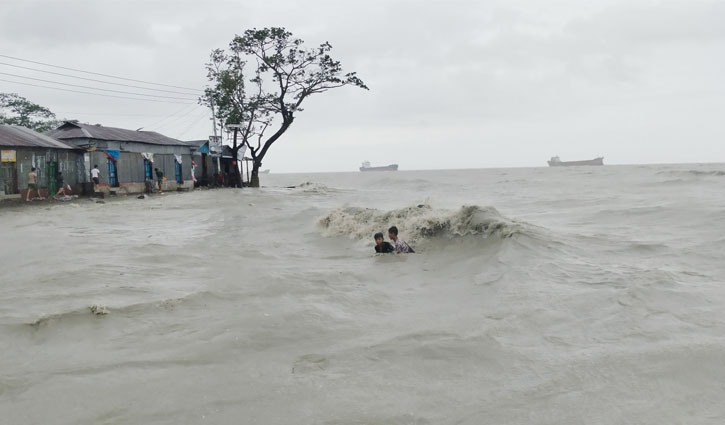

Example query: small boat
[548,156,604,167]
[359,161,398,172]
[260,169,270,174]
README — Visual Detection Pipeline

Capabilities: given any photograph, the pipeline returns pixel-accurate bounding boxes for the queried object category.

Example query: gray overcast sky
[1,0,724,172]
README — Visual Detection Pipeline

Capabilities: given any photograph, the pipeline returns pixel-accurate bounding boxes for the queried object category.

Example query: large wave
[319,203,533,246]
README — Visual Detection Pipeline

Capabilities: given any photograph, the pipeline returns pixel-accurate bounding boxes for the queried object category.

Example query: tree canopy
[0,93,58,133]
[201,27,368,186]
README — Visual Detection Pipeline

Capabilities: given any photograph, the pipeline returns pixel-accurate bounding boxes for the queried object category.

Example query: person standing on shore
[388,226,415,253]
[25,167,43,201]
[155,168,164,193]
[90,165,101,192]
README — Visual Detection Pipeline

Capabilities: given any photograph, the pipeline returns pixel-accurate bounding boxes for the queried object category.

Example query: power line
[0,61,202,96]
[149,103,202,130]
[0,53,202,92]
[156,107,207,134]
[0,71,198,100]
[177,110,211,139]
[0,78,194,104]
[55,111,175,117]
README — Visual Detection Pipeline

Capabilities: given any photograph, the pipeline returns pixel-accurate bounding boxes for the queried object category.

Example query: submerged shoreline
[2,165,724,424]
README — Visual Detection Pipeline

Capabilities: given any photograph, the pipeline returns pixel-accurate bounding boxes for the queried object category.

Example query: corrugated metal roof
[186,139,207,147]
[184,139,207,148]
[0,125,78,149]
[47,121,195,147]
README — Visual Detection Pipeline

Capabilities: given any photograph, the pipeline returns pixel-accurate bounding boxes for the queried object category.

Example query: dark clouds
[0,1,156,47]
[0,0,723,171]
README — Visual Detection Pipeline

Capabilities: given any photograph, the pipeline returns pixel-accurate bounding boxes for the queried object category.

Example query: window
[175,161,182,184]
[107,159,119,187]
[144,159,152,180]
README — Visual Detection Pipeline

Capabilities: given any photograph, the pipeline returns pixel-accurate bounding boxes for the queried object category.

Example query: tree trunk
[231,131,243,188]
[250,160,261,187]
[233,158,243,188]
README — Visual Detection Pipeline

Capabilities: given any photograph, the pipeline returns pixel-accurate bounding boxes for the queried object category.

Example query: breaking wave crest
[319,204,533,246]
[657,169,725,178]
[15,291,219,330]
[286,181,337,194]
[685,170,725,177]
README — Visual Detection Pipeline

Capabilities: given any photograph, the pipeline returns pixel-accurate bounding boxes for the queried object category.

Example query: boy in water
[374,232,395,253]
[388,226,414,253]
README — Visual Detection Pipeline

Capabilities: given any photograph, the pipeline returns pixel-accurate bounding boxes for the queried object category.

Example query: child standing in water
[388,226,414,253]
[374,232,395,253]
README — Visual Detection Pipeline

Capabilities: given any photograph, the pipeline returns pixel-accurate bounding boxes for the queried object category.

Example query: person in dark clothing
[374,232,395,253]
[155,168,164,193]
[54,171,72,198]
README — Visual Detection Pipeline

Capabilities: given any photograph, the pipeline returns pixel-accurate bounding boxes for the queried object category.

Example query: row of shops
[0,121,231,199]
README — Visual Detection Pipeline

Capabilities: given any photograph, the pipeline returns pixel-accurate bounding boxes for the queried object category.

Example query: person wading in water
[388,226,414,253]
[374,232,395,253]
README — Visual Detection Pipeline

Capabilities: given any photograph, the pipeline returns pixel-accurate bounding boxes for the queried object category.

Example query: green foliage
[201,27,368,172]
[0,93,58,133]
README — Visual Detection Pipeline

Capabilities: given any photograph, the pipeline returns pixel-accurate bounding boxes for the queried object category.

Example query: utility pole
[227,124,242,188]
[209,100,221,172]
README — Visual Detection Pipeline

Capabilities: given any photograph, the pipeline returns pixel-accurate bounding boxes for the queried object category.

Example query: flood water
[2,164,725,424]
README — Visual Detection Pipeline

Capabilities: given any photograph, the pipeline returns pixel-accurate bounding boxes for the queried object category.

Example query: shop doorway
[0,161,18,195]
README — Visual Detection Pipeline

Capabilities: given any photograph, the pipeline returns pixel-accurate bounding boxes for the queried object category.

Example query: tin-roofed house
[48,121,203,194]
[186,138,222,186]
[0,124,85,200]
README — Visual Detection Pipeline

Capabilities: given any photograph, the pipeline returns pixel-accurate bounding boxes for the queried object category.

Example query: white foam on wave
[319,203,526,246]
[287,181,336,194]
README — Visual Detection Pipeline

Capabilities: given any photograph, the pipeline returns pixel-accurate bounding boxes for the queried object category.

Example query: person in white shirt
[90,165,101,191]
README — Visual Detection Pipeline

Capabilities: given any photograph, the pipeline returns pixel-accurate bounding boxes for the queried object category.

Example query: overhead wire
[149,103,203,131]
[177,110,212,139]
[0,78,194,104]
[0,71,198,100]
[0,53,213,134]
[0,53,201,92]
[144,102,199,129]
[0,61,202,96]
[55,111,174,117]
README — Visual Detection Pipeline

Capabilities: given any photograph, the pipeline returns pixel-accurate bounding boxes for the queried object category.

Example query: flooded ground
[2,164,725,424]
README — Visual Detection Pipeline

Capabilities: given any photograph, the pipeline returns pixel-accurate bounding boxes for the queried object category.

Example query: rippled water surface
[2,164,725,424]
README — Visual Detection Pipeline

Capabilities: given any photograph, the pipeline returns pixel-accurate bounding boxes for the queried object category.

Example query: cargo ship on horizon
[548,156,604,167]
[359,161,398,172]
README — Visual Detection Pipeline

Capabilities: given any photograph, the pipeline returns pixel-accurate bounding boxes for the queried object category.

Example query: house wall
[76,140,196,194]
[192,152,221,184]
[0,148,84,198]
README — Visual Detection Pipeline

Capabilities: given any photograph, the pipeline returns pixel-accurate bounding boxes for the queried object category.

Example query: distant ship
[260,169,270,174]
[359,161,398,172]
[548,156,604,167]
